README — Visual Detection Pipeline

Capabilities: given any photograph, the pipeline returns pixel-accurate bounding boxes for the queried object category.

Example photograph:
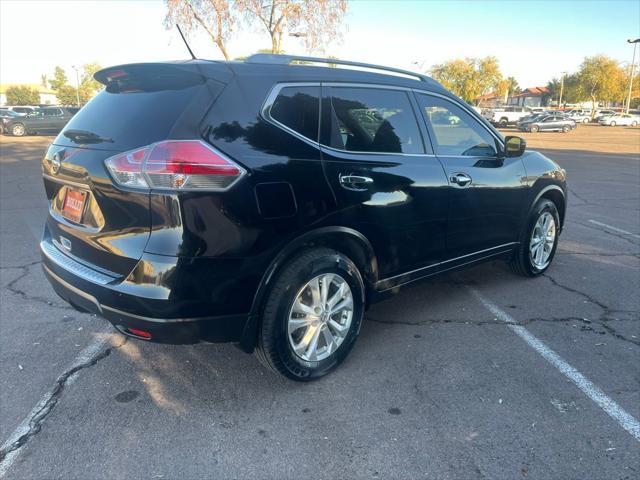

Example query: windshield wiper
[63,129,114,144]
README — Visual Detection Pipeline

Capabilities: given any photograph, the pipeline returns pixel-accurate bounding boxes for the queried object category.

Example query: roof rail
[244,54,430,83]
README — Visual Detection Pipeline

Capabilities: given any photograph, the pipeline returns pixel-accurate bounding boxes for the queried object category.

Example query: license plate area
[61,188,87,224]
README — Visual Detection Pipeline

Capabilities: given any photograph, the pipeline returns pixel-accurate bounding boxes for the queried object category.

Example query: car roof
[105,57,448,94]
[222,60,448,93]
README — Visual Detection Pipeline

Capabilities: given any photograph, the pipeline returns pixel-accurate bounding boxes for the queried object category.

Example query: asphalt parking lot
[1,127,639,479]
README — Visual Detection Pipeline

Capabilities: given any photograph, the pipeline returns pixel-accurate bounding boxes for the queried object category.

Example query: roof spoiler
[244,54,431,83]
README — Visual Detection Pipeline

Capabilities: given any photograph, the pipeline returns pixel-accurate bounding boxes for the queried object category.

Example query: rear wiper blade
[63,129,114,144]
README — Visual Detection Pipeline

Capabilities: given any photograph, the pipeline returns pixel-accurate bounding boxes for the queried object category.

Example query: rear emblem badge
[51,152,62,174]
[60,236,72,252]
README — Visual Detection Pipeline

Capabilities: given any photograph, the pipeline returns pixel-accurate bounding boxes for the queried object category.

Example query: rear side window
[416,94,498,157]
[325,87,424,154]
[268,86,320,141]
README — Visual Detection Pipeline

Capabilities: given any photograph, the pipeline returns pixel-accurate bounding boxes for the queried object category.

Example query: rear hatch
[43,62,227,277]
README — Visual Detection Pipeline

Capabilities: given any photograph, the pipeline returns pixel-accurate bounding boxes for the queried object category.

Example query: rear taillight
[104,140,245,191]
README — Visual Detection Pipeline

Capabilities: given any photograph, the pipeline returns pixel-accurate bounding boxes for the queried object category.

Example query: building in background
[475,86,552,108]
[506,86,551,108]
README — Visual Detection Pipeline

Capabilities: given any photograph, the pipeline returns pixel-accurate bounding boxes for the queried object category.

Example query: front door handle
[339,174,374,191]
[450,172,472,187]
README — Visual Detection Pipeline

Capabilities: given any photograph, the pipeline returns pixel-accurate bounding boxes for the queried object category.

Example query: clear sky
[1,0,639,88]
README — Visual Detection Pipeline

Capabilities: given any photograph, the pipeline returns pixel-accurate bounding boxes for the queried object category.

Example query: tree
[40,74,48,89]
[164,0,237,60]
[5,85,40,105]
[45,64,102,106]
[56,85,80,106]
[78,62,103,102]
[239,0,347,54]
[505,76,520,96]
[430,56,503,103]
[574,55,627,112]
[49,66,68,91]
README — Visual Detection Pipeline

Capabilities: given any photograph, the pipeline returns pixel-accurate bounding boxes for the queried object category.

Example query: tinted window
[56,78,216,150]
[417,94,498,157]
[326,87,424,154]
[269,86,320,141]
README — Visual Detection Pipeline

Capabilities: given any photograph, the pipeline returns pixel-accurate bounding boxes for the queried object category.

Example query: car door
[24,110,48,132]
[415,92,528,261]
[540,115,558,131]
[42,108,64,132]
[319,85,449,280]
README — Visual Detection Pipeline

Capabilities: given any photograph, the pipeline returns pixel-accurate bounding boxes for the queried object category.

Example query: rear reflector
[125,328,152,339]
[105,140,245,191]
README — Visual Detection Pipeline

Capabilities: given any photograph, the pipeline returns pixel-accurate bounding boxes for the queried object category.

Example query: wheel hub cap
[287,273,353,362]
[529,212,556,269]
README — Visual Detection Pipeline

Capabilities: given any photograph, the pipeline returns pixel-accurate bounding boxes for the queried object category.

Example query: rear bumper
[40,238,251,345]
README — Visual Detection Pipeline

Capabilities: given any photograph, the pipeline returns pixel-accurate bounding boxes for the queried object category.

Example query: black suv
[41,55,567,380]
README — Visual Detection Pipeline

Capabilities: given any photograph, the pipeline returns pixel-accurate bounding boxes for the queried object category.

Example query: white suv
[484,106,532,127]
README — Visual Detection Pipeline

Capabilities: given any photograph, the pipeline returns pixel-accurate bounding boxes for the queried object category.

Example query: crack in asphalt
[0,336,127,464]
[543,273,640,347]
[368,313,640,346]
[3,261,74,311]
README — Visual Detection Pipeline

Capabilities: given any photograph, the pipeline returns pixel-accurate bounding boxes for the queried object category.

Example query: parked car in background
[593,110,617,122]
[483,105,532,127]
[0,109,22,134]
[3,107,78,136]
[518,113,576,132]
[598,113,639,127]
[566,111,591,123]
[4,105,38,116]
[39,55,567,380]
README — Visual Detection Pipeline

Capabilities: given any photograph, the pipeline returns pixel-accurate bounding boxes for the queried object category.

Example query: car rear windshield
[54,66,221,151]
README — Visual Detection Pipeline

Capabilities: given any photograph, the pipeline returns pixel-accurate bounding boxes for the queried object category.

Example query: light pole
[558,71,567,109]
[71,65,80,107]
[625,38,640,113]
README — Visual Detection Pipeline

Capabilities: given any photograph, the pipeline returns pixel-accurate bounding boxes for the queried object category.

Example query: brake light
[104,140,245,191]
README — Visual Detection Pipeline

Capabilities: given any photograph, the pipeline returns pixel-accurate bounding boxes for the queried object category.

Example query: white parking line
[589,220,640,239]
[0,331,116,478]
[470,288,640,442]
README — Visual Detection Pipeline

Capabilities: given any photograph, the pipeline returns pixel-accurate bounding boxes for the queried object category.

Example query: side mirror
[503,136,526,157]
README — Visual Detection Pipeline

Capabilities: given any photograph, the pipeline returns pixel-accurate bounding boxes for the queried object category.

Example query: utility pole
[625,38,640,113]
[558,72,567,110]
[72,65,80,107]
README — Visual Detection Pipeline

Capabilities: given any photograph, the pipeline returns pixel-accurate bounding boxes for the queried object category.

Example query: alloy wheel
[287,273,353,362]
[529,212,556,269]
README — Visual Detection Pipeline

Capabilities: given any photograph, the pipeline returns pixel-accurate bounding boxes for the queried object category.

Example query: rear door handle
[450,172,472,187]
[339,174,374,191]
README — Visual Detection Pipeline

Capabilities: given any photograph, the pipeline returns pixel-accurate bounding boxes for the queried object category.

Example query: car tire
[530,125,539,133]
[255,248,365,381]
[562,125,570,133]
[10,123,26,136]
[583,118,589,123]
[632,121,638,127]
[499,118,508,128]
[610,121,616,127]
[509,198,560,277]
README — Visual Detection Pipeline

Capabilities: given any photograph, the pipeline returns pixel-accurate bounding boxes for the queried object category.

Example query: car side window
[416,93,498,157]
[268,85,320,142]
[325,87,424,154]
